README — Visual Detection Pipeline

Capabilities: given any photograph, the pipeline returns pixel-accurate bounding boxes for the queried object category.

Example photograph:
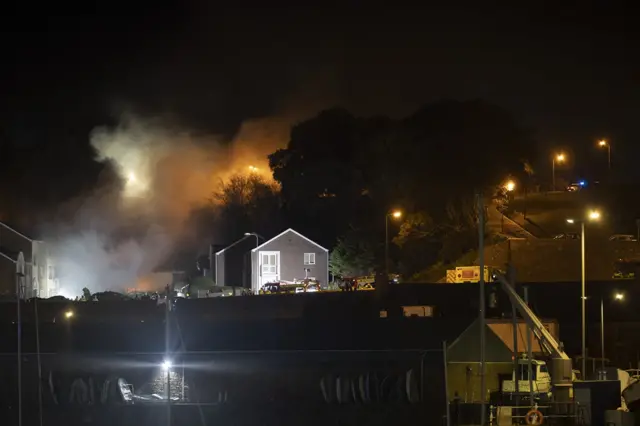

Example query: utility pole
[524,287,534,406]
[477,194,486,425]
[581,221,586,378]
[601,297,605,373]
[165,284,171,426]
[16,252,24,426]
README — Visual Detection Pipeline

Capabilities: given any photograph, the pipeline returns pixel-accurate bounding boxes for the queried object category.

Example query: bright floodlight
[566,218,575,224]
[556,153,565,162]
[162,360,172,371]
[615,293,624,301]
[505,180,516,192]
[391,210,402,218]
[248,165,257,172]
[588,210,601,221]
[64,310,74,319]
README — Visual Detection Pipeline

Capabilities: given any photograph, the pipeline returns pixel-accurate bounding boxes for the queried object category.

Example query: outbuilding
[250,228,329,293]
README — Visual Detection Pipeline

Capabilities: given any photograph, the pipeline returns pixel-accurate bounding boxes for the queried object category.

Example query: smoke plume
[49,111,290,298]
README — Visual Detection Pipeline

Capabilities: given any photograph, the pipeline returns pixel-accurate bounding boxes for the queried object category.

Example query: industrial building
[0,221,59,298]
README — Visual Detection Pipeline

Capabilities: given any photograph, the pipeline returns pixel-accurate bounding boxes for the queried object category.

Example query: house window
[304,253,316,265]
[261,253,278,274]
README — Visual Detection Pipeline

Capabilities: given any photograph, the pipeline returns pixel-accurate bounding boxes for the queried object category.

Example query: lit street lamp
[244,232,261,248]
[505,180,516,192]
[598,140,611,170]
[385,210,403,280]
[566,209,601,377]
[601,292,624,373]
[552,153,565,191]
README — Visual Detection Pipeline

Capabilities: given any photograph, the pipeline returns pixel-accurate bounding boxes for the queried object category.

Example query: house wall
[252,231,328,291]
[251,250,258,293]
[216,239,254,288]
[215,251,225,286]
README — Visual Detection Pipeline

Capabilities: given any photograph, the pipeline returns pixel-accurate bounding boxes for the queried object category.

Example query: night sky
[1,3,639,201]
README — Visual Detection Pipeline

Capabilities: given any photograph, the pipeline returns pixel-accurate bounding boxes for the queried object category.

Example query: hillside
[508,187,634,239]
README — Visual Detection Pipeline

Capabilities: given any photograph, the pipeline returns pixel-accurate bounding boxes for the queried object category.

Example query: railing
[489,401,584,425]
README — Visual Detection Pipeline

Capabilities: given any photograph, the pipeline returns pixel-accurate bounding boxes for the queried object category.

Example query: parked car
[610,234,638,242]
[553,233,580,240]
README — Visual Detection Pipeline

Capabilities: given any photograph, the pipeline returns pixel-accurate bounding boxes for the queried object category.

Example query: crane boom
[495,274,570,361]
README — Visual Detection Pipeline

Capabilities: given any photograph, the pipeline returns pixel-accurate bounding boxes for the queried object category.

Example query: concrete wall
[0,224,60,297]
[32,241,59,297]
[481,239,640,282]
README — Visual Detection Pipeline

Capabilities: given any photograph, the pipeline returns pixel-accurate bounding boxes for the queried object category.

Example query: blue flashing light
[579,180,586,186]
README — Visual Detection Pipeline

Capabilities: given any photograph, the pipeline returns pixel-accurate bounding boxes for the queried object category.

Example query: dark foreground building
[0,315,468,426]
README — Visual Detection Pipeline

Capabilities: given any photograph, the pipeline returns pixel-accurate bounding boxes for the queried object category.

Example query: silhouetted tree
[210,173,282,244]
[270,100,533,273]
[329,228,376,278]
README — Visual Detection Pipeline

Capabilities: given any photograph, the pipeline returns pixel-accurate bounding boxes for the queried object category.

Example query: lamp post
[552,153,565,191]
[385,210,402,280]
[244,233,263,295]
[601,292,624,373]
[598,140,611,170]
[244,232,261,248]
[502,180,516,233]
[567,208,601,377]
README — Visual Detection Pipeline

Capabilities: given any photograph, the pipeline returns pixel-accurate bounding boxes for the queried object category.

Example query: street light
[244,232,261,248]
[385,210,403,280]
[64,310,74,319]
[566,209,601,377]
[552,153,566,191]
[505,180,516,192]
[601,292,625,373]
[598,140,611,170]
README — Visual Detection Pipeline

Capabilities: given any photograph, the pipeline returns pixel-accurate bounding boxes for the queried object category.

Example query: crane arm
[496,274,570,361]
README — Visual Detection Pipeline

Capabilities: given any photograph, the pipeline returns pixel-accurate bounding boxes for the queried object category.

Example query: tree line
[203,99,535,281]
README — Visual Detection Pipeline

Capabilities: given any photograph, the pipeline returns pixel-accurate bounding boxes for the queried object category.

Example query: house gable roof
[0,250,16,264]
[0,221,34,242]
[215,235,253,256]
[251,228,328,253]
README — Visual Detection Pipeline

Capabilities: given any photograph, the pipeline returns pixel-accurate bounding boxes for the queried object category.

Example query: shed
[446,318,516,402]
[250,229,329,293]
[215,236,256,289]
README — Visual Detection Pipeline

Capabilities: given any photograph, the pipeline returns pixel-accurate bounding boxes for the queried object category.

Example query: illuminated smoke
[50,112,290,297]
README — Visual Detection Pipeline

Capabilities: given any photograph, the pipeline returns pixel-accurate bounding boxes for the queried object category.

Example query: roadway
[485,203,535,239]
